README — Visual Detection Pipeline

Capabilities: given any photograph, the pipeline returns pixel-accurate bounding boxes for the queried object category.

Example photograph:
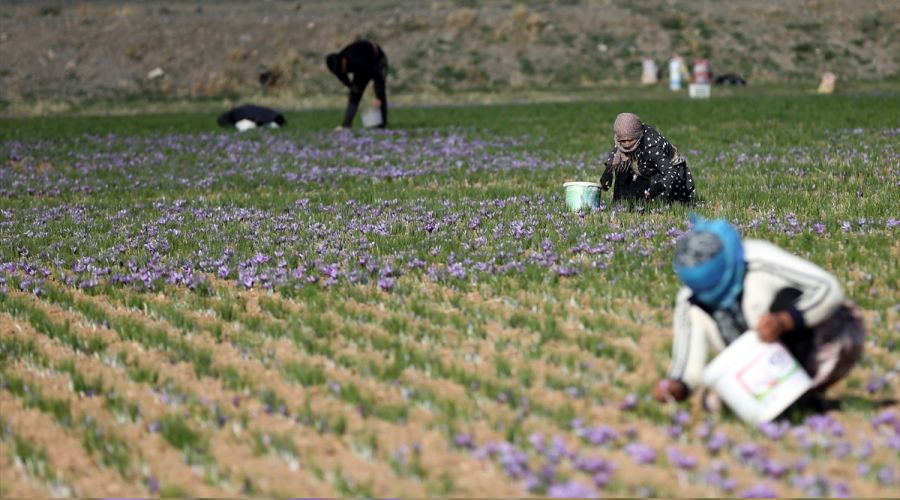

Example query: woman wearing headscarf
[599,113,695,203]
[652,216,865,412]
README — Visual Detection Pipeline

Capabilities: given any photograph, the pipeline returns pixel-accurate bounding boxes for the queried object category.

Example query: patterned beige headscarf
[611,112,643,171]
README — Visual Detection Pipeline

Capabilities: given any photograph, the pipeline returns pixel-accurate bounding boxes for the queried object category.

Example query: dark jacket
[330,40,386,89]
[600,124,694,202]
[217,104,286,128]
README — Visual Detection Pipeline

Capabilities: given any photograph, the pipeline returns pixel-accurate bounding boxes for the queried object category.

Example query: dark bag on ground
[217,104,286,129]
[714,74,747,86]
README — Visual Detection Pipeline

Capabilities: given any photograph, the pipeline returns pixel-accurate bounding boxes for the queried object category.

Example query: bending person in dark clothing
[599,113,695,203]
[326,40,388,128]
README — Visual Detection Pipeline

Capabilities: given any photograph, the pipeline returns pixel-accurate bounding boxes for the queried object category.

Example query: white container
[641,59,658,85]
[703,331,812,424]
[563,181,601,212]
[361,107,383,128]
[689,83,711,99]
[669,58,682,90]
[235,119,257,132]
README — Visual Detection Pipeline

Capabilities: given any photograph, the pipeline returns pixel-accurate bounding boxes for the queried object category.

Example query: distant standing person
[325,40,388,129]
[599,113,695,203]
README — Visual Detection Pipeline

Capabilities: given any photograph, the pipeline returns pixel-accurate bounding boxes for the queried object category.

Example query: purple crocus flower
[761,459,789,479]
[833,440,852,459]
[573,456,615,476]
[624,442,656,464]
[581,425,618,446]
[831,481,851,498]
[529,432,545,452]
[865,375,887,394]
[707,432,729,453]
[545,435,569,463]
[619,393,637,411]
[147,476,159,494]
[758,421,788,440]
[547,481,597,498]
[377,276,395,291]
[720,478,736,492]
[871,409,898,428]
[592,471,612,488]
[666,446,698,470]
[736,443,761,462]
[877,466,896,486]
[738,483,778,498]
[454,433,475,450]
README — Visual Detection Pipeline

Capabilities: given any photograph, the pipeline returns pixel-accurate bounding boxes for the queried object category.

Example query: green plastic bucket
[563,181,601,212]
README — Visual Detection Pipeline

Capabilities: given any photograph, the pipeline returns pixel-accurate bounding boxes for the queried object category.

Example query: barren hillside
[1,0,898,107]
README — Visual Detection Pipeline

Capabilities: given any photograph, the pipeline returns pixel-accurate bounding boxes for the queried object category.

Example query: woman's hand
[644,183,665,199]
[652,379,688,402]
[600,168,613,190]
[756,311,795,342]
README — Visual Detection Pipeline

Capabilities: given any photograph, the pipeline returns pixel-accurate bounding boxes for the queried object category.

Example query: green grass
[0,91,898,497]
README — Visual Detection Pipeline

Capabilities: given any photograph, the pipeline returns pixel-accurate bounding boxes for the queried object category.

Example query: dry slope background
[0,0,899,109]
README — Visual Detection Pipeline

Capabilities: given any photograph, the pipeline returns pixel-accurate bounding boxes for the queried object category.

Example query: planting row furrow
[0,391,132,497]
[0,313,388,496]
[0,437,55,498]
[5,289,498,496]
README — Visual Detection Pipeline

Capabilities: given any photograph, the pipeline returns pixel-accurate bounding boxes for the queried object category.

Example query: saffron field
[0,94,898,497]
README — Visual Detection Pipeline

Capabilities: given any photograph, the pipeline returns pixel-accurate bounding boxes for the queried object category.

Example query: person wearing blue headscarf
[652,216,865,412]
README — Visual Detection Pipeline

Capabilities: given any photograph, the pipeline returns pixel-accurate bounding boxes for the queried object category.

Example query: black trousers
[343,57,388,128]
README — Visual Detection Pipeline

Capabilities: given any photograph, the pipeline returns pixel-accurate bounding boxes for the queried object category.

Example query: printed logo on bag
[735,346,799,400]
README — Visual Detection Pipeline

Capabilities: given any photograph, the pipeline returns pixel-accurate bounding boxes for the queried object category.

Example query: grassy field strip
[243,289,630,430]
[0,293,358,494]
[0,438,54,498]
[0,391,132,497]
[3,278,896,491]
[90,285,564,495]
[218,281,900,495]
[0,291,768,497]
[8,291,441,496]
[0,316,240,496]
[169,285,798,495]
[0,314,333,497]
[0,413,68,497]
[119,281,591,426]
[47,282,732,496]
[310,285,655,406]
[12,286,530,496]
[0,302,425,497]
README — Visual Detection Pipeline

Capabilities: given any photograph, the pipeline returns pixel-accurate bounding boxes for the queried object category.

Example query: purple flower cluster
[464,431,621,496]
[1,192,693,295]
[1,130,563,198]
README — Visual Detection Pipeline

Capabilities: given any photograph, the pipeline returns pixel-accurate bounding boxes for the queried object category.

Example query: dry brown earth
[1,0,898,111]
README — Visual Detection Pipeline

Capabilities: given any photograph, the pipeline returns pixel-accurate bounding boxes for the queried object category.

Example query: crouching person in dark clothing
[599,113,695,203]
[326,40,388,129]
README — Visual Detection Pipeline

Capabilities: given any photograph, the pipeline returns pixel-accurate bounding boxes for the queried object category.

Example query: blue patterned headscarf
[674,216,745,309]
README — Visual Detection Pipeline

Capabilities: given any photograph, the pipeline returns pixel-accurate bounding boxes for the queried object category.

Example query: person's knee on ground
[806,308,865,392]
